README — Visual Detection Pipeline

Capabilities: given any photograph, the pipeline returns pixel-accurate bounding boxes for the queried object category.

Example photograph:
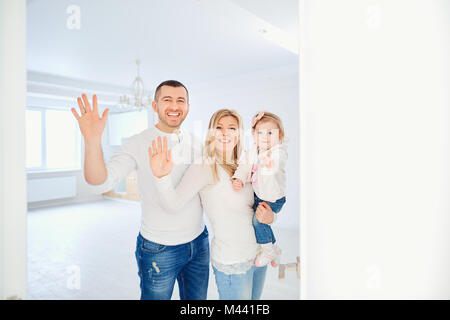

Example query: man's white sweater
[87,126,204,245]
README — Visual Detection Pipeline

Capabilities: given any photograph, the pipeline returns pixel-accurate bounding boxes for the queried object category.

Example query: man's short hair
[154,80,189,103]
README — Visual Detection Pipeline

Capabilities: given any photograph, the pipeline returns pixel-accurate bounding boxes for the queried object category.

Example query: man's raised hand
[71,93,109,143]
[148,136,173,178]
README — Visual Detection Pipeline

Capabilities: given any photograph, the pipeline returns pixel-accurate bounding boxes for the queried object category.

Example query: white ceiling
[228,0,298,35]
[26,0,298,89]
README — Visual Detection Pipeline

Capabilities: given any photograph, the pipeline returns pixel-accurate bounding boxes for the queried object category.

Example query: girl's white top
[233,142,288,203]
[153,162,259,272]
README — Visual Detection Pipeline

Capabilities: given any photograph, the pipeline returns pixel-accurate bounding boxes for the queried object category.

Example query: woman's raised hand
[148,136,173,178]
[71,94,109,143]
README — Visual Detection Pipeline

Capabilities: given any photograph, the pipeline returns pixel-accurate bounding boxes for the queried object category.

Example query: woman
[148,109,274,300]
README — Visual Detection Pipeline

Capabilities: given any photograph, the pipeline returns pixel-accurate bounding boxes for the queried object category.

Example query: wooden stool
[278,256,300,281]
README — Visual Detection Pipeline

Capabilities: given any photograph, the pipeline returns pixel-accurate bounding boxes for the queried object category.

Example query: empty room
[24,0,300,300]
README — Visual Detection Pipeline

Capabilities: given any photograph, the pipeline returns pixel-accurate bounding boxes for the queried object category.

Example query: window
[46,109,81,169]
[26,110,42,168]
[26,108,81,171]
[108,110,148,145]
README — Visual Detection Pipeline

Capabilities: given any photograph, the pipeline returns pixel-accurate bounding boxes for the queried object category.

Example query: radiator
[27,176,77,202]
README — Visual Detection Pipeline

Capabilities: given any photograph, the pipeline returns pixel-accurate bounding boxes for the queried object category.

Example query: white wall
[26,170,102,209]
[0,0,27,300]
[300,0,450,299]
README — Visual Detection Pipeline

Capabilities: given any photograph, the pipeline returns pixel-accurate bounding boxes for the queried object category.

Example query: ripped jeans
[135,227,210,300]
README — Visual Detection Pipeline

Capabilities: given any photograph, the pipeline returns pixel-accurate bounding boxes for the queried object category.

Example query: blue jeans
[212,265,267,300]
[135,227,210,300]
[252,194,286,244]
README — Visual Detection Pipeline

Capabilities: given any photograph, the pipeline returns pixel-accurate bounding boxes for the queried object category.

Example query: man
[71,80,209,300]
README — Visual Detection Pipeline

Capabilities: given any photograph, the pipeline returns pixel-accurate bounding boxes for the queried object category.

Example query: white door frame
[0,0,27,300]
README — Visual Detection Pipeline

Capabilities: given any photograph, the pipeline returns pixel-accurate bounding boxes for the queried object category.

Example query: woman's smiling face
[214,115,239,155]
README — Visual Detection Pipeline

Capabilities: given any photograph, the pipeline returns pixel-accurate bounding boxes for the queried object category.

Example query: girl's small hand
[265,151,273,169]
[262,151,274,169]
[232,178,243,191]
[255,202,274,224]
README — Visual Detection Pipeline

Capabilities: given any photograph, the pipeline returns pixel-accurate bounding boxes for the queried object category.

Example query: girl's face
[253,120,281,151]
[214,115,239,156]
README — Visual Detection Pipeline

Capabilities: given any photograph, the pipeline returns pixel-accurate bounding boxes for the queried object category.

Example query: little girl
[232,111,287,267]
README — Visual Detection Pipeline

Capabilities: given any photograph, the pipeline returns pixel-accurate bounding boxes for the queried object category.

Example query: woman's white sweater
[153,162,258,267]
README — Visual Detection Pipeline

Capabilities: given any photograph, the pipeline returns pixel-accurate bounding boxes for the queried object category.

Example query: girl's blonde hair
[251,111,285,142]
[204,109,244,182]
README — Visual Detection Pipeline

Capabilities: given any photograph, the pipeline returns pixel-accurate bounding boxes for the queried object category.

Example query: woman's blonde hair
[204,109,244,182]
[251,111,285,142]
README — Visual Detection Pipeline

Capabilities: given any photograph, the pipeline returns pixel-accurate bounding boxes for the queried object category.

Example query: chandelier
[117,59,153,111]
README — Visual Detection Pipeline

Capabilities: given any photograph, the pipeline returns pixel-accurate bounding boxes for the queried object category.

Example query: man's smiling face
[152,85,189,130]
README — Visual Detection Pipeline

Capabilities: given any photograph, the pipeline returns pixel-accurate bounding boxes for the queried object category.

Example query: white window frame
[26,106,81,173]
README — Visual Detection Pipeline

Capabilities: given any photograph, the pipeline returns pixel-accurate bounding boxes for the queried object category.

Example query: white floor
[27,199,300,300]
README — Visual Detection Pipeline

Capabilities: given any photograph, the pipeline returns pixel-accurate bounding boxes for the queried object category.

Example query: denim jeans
[135,227,210,300]
[252,194,286,244]
[212,265,267,300]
